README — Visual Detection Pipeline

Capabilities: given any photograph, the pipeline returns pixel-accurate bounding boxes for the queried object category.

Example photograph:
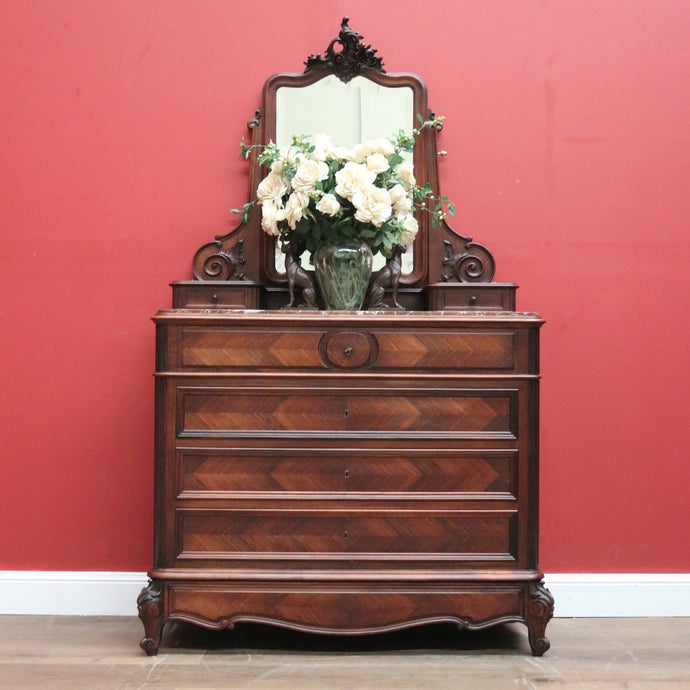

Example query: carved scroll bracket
[440,237,496,283]
[192,237,248,281]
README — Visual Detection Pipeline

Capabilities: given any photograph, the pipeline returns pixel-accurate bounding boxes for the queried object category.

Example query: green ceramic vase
[313,241,373,310]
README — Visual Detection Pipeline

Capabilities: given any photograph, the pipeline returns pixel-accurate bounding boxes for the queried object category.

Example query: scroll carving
[305,17,385,82]
[440,238,496,283]
[525,580,555,657]
[192,238,248,281]
[137,579,164,656]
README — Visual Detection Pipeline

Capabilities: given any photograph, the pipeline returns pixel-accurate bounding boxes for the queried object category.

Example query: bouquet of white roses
[238,115,454,260]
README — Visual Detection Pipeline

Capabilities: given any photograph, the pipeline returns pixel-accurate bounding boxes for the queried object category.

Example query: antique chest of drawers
[138,309,553,655]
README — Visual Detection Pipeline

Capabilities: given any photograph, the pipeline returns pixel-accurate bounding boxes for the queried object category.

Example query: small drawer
[172,282,260,309]
[426,284,516,311]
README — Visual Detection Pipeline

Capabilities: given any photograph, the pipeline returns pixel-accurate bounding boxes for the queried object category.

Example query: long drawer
[176,385,519,438]
[177,448,517,498]
[175,508,517,563]
[176,326,525,373]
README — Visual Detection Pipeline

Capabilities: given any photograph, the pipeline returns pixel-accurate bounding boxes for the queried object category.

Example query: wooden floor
[0,616,688,688]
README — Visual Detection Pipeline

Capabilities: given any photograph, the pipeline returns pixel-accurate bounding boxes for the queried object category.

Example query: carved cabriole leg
[525,580,555,656]
[137,579,164,656]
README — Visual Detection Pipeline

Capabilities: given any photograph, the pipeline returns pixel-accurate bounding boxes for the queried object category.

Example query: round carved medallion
[320,331,377,369]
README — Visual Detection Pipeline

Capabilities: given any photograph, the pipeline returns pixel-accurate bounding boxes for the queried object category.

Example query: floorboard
[0,616,688,688]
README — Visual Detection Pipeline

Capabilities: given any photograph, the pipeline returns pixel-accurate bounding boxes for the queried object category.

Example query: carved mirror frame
[189,18,498,311]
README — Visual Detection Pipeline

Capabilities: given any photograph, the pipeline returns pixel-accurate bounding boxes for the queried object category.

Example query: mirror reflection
[274,76,415,274]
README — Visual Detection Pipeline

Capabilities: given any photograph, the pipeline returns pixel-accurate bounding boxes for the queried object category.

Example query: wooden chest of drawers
[138,309,553,655]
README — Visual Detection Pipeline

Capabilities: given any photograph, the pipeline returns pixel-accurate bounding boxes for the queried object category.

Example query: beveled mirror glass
[274,76,415,274]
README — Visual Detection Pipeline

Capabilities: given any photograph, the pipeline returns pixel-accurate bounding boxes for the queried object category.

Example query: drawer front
[179,449,517,497]
[168,583,524,632]
[181,328,325,368]
[178,327,520,372]
[177,510,516,561]
[371,330,515,370]
[178,387,517,437]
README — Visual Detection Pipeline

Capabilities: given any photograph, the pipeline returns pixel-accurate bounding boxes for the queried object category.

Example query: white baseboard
[0,572,688,617]
[546,573,690,617]
[0,571,147,616]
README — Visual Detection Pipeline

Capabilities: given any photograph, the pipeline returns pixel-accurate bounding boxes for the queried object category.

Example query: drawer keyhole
[343,346,353,357]
[343,531,349,540]
[344,409,349,417]
[344,469,350,479]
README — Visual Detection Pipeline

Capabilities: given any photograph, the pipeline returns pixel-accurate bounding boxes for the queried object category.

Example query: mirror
[276,76,413,149]
[259,18,432,284]
[275,76,415,274]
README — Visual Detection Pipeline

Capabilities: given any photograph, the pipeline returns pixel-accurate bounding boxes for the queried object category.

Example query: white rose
[389,183,412,217]
[292,159,329,193]
[334,162,377,200]
[331,145,353,162]
[395,160,416,190]
[311,133,335,161]
[315,193,341,216]
[371,138,396,157]
[285,191,309,229]
[366,153,390,175]
[351,142,373,163]
[279,146,301,166]
[352,186,392,227]
[260,200,285,236]
[398,215,419,247]
[256,171,287,202]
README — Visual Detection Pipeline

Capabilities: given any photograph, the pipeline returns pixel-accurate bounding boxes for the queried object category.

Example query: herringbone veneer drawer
[176,510,517,562]
[178,449,517,497]
[178,327,521,372]
[178,386,517,437]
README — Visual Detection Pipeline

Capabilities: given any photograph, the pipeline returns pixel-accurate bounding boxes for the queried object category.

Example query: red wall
[1,1,689,573]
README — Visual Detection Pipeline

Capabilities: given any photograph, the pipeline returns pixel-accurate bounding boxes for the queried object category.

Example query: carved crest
[304,17,385,82]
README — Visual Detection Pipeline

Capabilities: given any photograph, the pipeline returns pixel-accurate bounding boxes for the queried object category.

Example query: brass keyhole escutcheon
[344,469,350,479]
[344,409,349,417]
[344,346,353,357]
[343,531,349,540]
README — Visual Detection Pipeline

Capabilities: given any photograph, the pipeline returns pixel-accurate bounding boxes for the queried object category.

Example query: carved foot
[525,580,554,656]
[137,579,164,656]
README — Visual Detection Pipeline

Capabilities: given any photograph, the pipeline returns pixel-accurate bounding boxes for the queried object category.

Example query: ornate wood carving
[192,238,247,281]
[440,238,496,283]
[137,579,164,656]
[525,580,555,656]
[304,17,385,81]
